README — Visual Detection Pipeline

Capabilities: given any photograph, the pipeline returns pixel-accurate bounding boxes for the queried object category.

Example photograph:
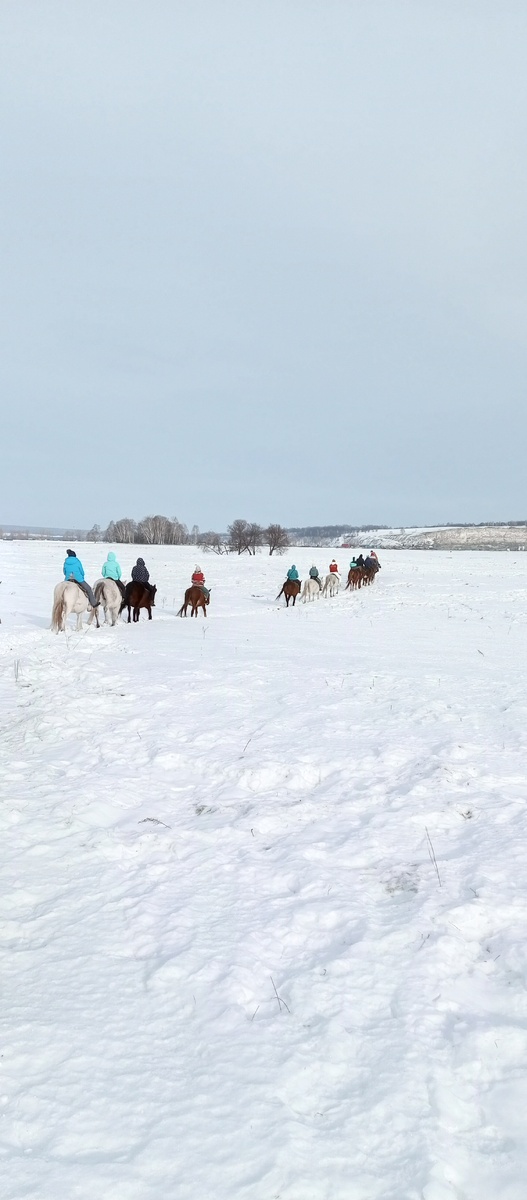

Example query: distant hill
[369,525,527,551]
[287,523,527,550]
[0,523,84,537]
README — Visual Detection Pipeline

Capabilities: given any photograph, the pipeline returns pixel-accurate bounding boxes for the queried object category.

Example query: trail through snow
[2,544,527,1199]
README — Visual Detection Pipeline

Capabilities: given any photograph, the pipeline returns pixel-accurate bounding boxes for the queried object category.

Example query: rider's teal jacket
[309,566,319,578]
[63,555,85,583]
[287,566,299,581]
[102,552,122,581]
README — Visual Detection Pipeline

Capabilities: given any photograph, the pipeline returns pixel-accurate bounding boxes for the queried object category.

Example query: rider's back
[63,555,84,584]
[132,559,149,583]
[102,552,122,581]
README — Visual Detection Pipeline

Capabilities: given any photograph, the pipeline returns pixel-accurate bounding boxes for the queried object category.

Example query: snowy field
[2,542,527,1200]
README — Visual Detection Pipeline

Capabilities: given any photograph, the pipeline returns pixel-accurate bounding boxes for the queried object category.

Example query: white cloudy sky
[1,1,527,530]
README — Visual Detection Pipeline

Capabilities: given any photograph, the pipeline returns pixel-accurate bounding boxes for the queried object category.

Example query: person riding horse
[63,549,99,611]
[309,564,322,590]
[364,554,380,572]
[286,564,299,582]
[102,551,125,597]
[132,557,156,597]
[191,565,210,601]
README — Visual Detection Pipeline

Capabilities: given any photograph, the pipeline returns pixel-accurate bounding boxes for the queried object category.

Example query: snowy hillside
[348,525,527,551]
[2,542,527,1199]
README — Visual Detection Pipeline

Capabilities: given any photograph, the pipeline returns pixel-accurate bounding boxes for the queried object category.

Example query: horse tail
[177,604,185,617]
[275,585,285,600]
[51,589,65,632]
[94,580,104,604]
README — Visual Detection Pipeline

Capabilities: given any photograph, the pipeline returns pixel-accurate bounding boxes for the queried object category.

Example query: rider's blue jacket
[287,566,299,581]
[63,555,85,583]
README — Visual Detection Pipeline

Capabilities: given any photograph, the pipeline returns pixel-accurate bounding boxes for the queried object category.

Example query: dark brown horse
[276,579,302,607]
[178,585,210,617]
[120,582,157,623]
[346,568,363,591]
[362,567,377,586]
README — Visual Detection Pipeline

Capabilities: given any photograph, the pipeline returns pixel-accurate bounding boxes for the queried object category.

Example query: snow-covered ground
[2,542,527,1200]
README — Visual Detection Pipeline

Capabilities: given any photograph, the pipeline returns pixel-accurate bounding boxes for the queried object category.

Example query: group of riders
[284,551,381,590]
[63,549,209,614]
[62,546,379,616]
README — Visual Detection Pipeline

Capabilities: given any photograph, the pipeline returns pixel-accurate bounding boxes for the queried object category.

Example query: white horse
[94,578,122,626]
[323,573,340,597]
[302,577,323,602]
[51,582,100,633]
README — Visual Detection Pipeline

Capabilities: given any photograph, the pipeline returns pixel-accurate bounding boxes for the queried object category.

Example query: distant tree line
[70,516,290,555]
[286,524,389,540]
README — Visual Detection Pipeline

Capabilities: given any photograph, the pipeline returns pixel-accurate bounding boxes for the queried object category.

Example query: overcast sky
[1,1,527,531]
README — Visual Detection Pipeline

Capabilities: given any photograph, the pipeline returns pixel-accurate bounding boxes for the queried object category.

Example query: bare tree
[228,519,251,554]
[137,515,171,544]
[170,517,189,545]
[246,523,263,555]
[198,531,225,553]
[265,524,289,555]
[104,518,137,543]
[86,524,102,542]
[228,519,264,555]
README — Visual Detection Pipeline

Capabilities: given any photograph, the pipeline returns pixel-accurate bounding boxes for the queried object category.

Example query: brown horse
[362,567,377,586]
[346,568,363,591]
[276,579,302,607]
[178,585,210,617]
[120,582,157,623]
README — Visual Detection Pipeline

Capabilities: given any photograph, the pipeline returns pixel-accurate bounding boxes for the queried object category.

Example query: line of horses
[50,578,211,632]
[277,565,379,607]
[50,563,378,633]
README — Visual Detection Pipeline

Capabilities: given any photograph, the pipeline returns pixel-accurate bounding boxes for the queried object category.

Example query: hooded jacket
[102,551,122,581]
[131,558,150,583]
[63,554,85,584]
[287,565,299,581]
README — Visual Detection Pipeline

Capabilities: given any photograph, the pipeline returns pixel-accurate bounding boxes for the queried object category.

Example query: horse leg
[127,606,132,622]
[148,605,152,619]
[76,613,83,631]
